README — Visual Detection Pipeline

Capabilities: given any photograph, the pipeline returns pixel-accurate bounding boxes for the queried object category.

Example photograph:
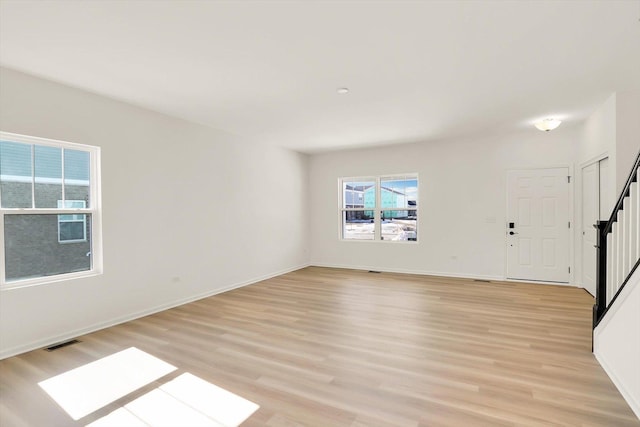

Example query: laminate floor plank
[0,267,637,426]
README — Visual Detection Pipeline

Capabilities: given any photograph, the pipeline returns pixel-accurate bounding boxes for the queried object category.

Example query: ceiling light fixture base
[534,118,562,132]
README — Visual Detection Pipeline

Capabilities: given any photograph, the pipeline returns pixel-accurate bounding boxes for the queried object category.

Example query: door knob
[509,231,518,235]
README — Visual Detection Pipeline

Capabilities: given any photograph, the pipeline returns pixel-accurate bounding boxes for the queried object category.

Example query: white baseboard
[0,263,310,360]
[503,278,578,287]
[310,262,580,288]
[309,262,503,282]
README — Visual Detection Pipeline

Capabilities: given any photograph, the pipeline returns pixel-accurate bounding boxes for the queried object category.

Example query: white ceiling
[1,1,639,153]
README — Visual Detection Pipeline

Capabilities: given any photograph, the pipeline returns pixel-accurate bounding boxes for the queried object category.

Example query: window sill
[1,269,102,291]
[340,239,419,244]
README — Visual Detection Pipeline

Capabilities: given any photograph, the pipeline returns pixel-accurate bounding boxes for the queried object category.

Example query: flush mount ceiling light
[534,118,562,132]
[336,87,349,94]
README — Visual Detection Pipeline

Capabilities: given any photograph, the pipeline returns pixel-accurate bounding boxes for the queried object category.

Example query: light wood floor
[1,267,638,426]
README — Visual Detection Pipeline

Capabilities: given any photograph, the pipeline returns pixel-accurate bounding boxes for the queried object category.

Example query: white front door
[582,162,599,295]
[506,168,570,282]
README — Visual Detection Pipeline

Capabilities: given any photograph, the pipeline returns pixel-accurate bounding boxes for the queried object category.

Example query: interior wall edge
[593,275,638,336]
[593,269,640,420]
[594,352,640,420]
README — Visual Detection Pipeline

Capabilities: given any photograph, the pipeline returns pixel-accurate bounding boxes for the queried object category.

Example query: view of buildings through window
[341,175,418,241]
[0,133,100,285]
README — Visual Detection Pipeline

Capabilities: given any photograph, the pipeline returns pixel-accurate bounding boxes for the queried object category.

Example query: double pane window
[340,175,418,242]
[0,132,101,287]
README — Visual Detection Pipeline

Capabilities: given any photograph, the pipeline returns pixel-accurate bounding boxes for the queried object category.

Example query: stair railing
[593,149,640,328]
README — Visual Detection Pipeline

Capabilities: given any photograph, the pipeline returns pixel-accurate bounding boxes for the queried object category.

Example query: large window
[0,132,101,288]
[340,174,418,242]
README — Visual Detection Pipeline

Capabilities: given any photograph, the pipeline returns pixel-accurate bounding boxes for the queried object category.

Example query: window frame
[339,173,419,243]
[0,131,102,289]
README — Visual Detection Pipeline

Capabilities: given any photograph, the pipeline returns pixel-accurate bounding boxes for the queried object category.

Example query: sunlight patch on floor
[87,373,259,427]
[38,347,177,420]
[158,373,260,426]
[103,388,224,426]
[37,347,259,426]
[84,408,147,426]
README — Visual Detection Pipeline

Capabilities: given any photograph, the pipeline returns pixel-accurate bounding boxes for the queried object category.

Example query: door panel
[542,239,556,267]
[518,198,531,225]
[542,198,556,226]
[599,158,611,218]
[582,162,599,296]
[581,157,609,296]
[507,168,570,282]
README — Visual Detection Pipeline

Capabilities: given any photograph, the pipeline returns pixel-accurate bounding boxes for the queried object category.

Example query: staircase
[593,150,640,327]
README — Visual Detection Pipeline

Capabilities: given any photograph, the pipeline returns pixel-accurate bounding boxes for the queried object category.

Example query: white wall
[594,267,640,419]
[309,126,577,280]
[616,91,640,193]
[574,90,640,212]
[572,94,617,287]
[0,68,309,358]
[573,90,639,287]
[578,93,616,168]
[580,91,640,417]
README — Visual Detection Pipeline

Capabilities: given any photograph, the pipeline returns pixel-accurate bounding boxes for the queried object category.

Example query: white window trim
[0,131,103,289]
[339,173,419,243]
